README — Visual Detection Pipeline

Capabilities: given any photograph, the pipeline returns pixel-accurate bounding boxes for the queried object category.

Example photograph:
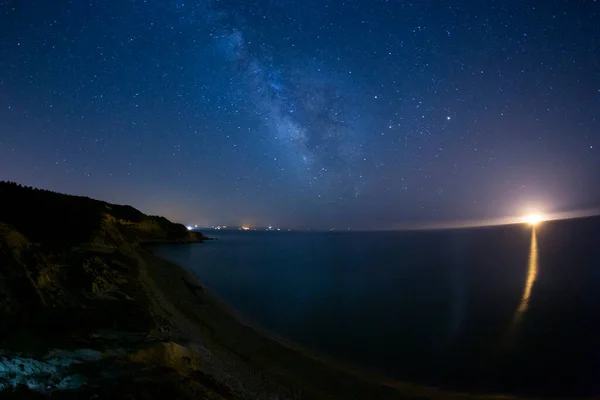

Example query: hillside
[0,182,213,397]
[0,181,205,337]
[0,181,202,247]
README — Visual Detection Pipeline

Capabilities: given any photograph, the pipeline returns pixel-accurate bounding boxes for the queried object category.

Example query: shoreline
[142,242,533,400]
[146,243,390,380]
[0,182,566,399]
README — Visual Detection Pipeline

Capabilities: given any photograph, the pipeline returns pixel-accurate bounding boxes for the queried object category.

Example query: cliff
[0,182,214,397]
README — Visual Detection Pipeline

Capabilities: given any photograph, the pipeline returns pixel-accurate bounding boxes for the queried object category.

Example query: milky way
[213,16,365,196]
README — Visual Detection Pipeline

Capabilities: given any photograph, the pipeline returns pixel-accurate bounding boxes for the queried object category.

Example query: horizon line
[187,207,600,233]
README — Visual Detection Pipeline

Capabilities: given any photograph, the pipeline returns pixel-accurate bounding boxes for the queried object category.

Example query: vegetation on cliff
[0,182,214,397]
[0,181,202,247]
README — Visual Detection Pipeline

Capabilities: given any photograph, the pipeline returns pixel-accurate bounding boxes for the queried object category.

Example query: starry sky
[1,0,599,229]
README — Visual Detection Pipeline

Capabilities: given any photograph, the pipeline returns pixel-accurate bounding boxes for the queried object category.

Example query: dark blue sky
[1,0,599,229]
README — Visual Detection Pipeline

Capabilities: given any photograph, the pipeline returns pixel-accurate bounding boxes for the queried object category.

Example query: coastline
[0,183,547,398]
[141,242,531,400]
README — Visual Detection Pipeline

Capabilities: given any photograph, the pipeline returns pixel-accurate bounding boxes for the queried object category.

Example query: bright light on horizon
[523,214,544,226]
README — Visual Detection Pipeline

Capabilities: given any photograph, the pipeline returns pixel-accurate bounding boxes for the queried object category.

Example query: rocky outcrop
[0,182,209,396]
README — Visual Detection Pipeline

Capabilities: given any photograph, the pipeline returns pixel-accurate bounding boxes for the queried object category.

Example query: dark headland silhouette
[0,181,541,399]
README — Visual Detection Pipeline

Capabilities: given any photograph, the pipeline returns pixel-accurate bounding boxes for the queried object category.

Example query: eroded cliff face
[0,215,203,342]
[0,183,213,397]
[0,183,203,319]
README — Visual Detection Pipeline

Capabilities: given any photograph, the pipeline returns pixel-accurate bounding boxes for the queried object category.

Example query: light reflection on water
[511,228,539,330]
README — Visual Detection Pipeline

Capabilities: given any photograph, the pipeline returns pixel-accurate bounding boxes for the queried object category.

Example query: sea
[154,217,600,397]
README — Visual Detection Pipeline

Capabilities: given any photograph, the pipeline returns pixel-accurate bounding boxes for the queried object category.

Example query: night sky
[1,1,599,229]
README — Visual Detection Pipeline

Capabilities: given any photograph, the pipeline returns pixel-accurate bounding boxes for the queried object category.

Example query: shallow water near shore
[155,217,600,397]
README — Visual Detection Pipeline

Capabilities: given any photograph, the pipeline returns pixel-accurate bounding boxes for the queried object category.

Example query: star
[0,0,597,231]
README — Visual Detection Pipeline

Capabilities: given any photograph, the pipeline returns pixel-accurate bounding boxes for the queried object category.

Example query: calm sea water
[155,218,600,397]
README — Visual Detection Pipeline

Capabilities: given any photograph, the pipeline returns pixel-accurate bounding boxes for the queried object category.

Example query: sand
[137,243,530,400]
